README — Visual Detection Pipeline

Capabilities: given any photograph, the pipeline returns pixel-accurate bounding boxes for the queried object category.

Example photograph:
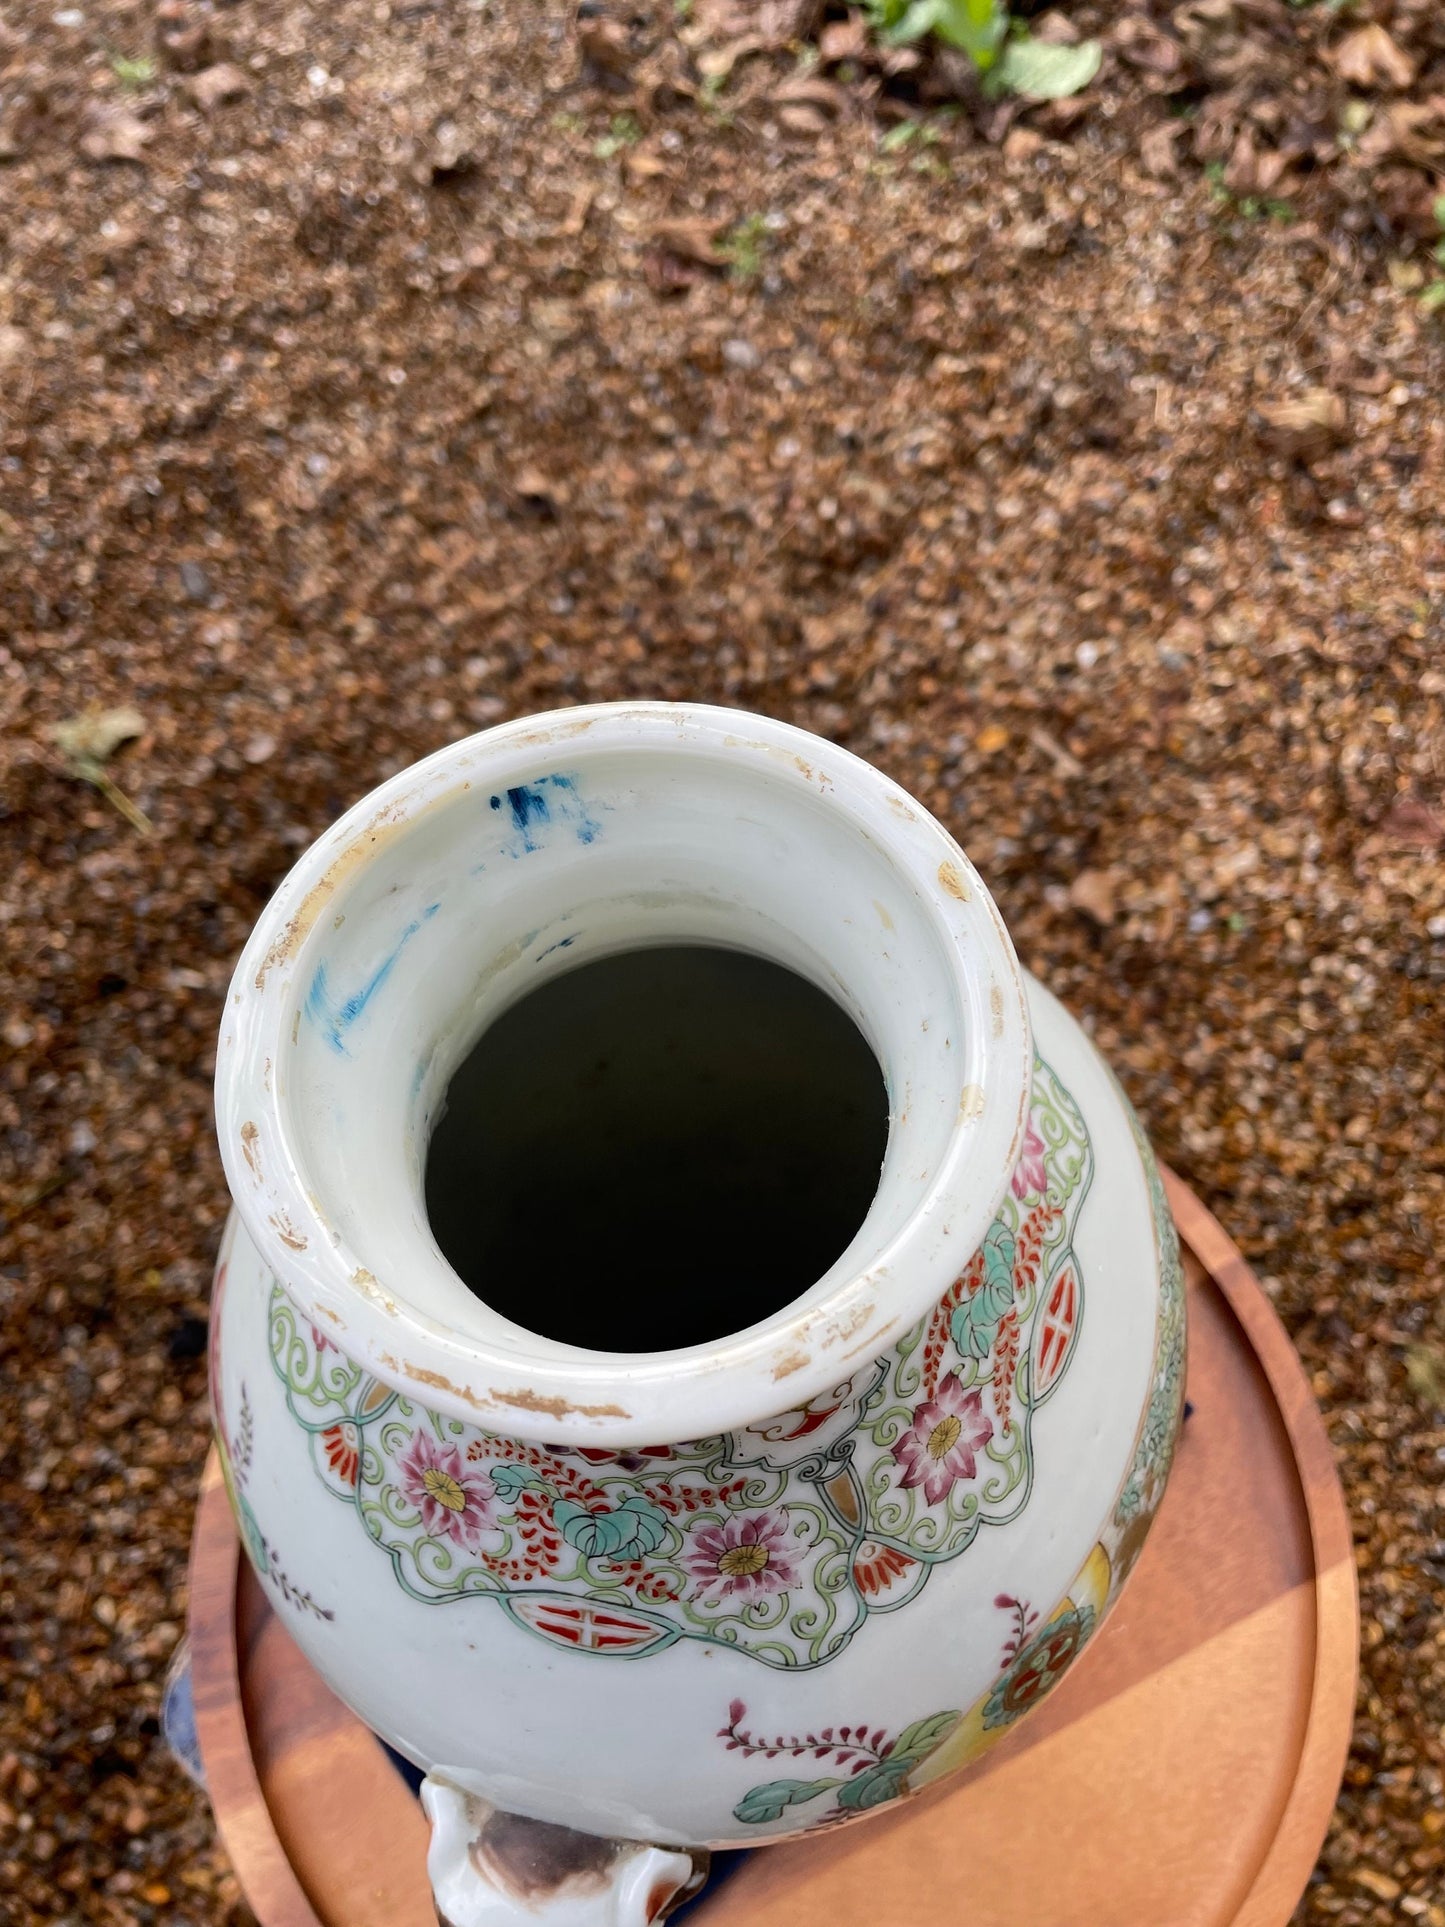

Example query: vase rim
[215,702,1032,1445]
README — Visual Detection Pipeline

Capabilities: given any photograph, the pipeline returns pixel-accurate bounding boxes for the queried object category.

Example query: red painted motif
[510,1596,669,1654]
[1035,1266,1079,1395]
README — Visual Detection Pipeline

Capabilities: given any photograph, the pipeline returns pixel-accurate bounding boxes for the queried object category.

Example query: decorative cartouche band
[211,1060,1183,1831]
[720,1104,1186,1828]
[217,1052,1101,1668]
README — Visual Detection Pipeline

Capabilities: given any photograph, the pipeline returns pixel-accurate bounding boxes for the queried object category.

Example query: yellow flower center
[927,1414,963,1461]
[422,1466,468,1512]
[717,1542,770,1577]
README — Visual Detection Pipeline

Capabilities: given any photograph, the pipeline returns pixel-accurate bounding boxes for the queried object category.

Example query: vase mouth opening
[216,703,1031,1446]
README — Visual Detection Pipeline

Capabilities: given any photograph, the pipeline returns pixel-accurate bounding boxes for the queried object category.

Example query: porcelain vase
[209,703,1186,1925]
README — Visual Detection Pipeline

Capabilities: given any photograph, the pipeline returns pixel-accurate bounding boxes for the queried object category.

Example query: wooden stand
[188,1174,1357,1927]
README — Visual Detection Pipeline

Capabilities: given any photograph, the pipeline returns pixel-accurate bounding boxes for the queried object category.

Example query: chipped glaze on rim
[215,703,1032,1447]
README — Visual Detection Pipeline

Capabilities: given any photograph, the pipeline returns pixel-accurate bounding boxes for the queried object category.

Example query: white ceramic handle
[421,1775,705,1927]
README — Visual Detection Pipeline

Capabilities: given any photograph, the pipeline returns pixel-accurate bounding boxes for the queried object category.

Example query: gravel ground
[1,2,1443,1922]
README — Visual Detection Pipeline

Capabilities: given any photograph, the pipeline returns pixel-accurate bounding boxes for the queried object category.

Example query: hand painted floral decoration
[264,1055,1100,1669]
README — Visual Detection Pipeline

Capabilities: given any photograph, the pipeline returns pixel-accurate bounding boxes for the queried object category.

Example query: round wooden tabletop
[187,1172,1357,1927]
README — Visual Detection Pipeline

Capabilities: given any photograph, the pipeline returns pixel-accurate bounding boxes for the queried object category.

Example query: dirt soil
[2,0,1444,1922]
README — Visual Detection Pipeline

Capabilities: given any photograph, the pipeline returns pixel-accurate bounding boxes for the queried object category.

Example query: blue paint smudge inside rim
[306,901,440,1055]
[488,772,601,857]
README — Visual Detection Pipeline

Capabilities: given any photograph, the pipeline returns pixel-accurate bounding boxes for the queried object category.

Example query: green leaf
[982,1221,1015,1297]
[1432,194,1445,233]
[110,52,158,89]
[887,1709,962,1765]
[835,1758,912,1810]
[889,0,947,47]
[733,1778,840,1824]
[945,0,1009,67]
[554,1495,669,1560]
[894,0,1008,67]
[951,1222,1016,1358]
[614,1495,670,1555]
[997,35,1102,99]
[489,1463,546,1502]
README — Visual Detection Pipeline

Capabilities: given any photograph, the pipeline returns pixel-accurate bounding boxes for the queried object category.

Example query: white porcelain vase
[210,704,1185,1925]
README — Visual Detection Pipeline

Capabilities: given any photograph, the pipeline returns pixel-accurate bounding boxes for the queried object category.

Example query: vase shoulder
[210,969,1181,1850]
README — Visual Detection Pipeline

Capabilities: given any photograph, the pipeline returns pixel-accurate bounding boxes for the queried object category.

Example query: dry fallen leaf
[79,103,152,164]
[818,14,868,63]
[624,145,668,180]
[647,217,729,266]
[0,324,29,370]
[50,706,146,766]
[1222,128,1291,196]
[690,0,814,42]
[48,706,153,834]
[697,33,770,81]
[1330,25,1415,92]
[1068,868,1119,927]
[1405,1344,1445,1412]
[1113,17,1183,80]
[1140,121,1183,178]
[1258,389,1348,461]
[0,91,43,162]
[186,64,251,112]
[772,72,851,119]
[1356,99,1445,168]
[1377,795,1445,851]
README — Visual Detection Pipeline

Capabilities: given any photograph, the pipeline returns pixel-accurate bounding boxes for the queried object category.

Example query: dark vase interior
[424,945,890,1353]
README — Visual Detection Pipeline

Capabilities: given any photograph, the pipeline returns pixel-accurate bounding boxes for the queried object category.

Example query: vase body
[210,705,1184,1907]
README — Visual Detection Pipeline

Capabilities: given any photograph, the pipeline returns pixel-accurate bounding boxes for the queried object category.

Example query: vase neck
[216,704,1031,1447]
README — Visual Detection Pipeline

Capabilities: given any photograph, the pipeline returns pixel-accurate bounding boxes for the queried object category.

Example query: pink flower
[684,1510,802,1601]
[892,1374,993,1504]
[1010,1117,1048,1200]
[397,1429,496,1550]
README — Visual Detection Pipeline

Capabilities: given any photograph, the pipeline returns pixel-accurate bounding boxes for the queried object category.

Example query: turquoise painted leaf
[887,1709,962,1765]
[835,1757,912,1811]
[555,1496,670,1560]
[733,1778,839,1824]
[951,1223,1016,1359]
[490,1463,548,1502]
[613,1496,669,1555]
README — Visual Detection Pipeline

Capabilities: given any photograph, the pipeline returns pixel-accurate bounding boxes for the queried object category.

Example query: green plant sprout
[861,0,1100,97]
[108,51,158,88]
[1205,161,1295,225]
[594,112,641,159]
[879,118,944,152]
[718,213,767,282]
[1421,195,1445,314]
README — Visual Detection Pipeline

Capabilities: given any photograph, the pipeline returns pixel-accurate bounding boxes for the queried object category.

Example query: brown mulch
[1,1,1443,1922]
